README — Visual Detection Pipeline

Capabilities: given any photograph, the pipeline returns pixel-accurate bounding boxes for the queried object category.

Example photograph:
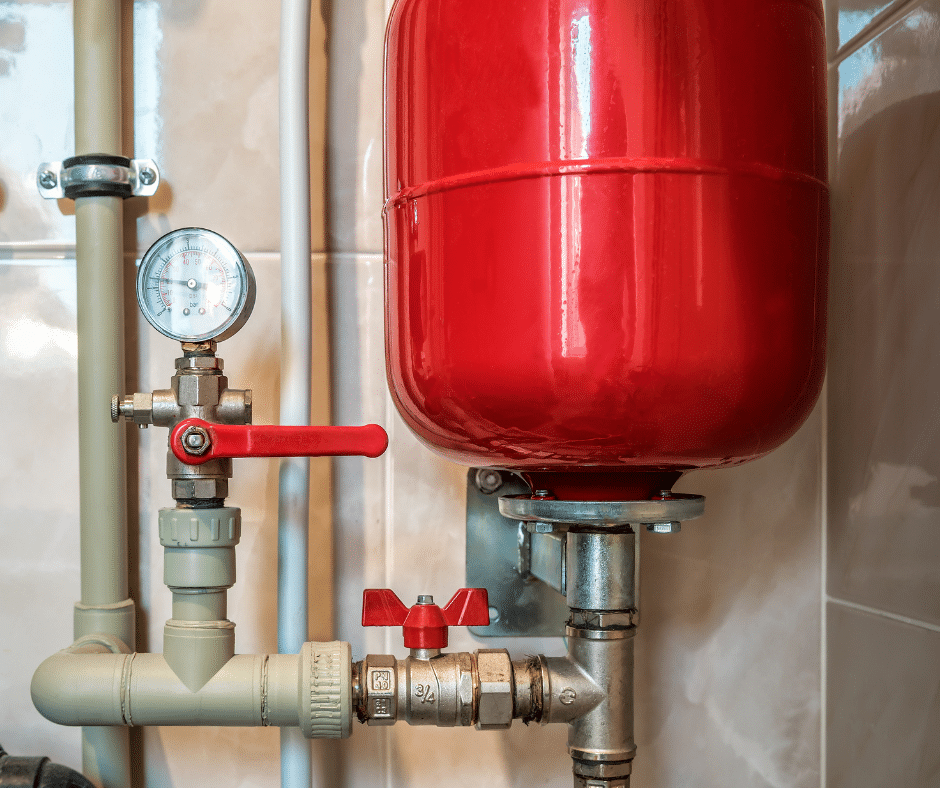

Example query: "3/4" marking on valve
[415,684,436,704]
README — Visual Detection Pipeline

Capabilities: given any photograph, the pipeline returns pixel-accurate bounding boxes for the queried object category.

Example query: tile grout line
[830,0,929,65]
[828,595,940,634]
[820,380,828,788]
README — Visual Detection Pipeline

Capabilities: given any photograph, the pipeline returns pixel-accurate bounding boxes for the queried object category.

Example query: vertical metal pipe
[73,0,133,785]
[278,0,313,784]
[565,530,637,787]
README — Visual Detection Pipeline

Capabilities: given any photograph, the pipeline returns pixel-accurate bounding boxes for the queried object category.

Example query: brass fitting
[355,650,543,728]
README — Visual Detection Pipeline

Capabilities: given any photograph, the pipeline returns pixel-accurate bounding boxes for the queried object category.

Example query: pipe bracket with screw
[36,155,160,199]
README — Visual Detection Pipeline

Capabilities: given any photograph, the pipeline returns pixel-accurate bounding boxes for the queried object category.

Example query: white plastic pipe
[278,0,314,784]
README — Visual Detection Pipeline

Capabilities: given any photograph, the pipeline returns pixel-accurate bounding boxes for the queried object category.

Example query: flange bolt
[475,468,503,495]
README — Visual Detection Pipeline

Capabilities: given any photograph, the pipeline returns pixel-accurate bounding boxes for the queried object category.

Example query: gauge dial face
[136,228,256,342]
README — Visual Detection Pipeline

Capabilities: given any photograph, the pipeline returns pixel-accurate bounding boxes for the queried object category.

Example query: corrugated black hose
[0,746,95,788]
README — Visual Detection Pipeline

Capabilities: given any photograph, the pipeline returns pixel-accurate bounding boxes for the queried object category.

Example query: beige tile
[325,0,385,254]
[0,1,327,253]
[827,603,940,787]
[129,1,328,255]
[634,409,822,788]
[828,1,940,627]
[0,3,76,244]
[0,258,82,769]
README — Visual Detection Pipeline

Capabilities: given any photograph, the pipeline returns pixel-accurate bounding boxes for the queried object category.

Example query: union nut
[475,649,514,730]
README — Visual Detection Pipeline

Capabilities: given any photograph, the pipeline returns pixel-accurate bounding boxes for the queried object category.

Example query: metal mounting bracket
[467,475,705,637]
[465,469,568,638]
[37,155,160,200]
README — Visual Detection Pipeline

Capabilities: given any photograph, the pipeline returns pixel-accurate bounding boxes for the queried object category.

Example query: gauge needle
[162,278,213,291]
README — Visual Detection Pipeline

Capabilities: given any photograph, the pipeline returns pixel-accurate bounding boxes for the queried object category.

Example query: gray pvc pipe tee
[32,641,353,737]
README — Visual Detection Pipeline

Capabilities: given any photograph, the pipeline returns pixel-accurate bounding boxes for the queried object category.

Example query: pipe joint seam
[73,599,135,646]
[32,644,351,731]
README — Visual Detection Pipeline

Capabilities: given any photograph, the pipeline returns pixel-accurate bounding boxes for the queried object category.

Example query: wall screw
[138,167,156,185]
[39,170,57,189]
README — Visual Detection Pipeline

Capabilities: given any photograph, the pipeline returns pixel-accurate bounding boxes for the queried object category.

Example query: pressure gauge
[136,228,256,343]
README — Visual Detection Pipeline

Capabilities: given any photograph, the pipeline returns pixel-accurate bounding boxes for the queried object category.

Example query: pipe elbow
[31,650,128,726]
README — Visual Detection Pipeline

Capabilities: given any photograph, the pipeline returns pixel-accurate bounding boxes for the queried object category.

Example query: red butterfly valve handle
[361,588,490,650]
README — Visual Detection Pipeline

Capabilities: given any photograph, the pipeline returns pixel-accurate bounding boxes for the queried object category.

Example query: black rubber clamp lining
[61,154,134,199]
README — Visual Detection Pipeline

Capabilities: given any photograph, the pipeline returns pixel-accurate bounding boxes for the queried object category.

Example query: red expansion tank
[384,0,828,501]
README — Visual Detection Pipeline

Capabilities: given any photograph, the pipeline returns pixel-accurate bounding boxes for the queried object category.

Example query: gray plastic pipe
[73,0,135,785]
[32,638,352,735]
[278,0,314,784]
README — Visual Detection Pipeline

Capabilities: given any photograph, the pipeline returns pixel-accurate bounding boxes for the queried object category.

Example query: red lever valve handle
[362,588,490,650]
[170,417,389,465]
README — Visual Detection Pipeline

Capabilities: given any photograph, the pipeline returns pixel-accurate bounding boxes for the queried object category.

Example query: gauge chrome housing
[136,228,256,343]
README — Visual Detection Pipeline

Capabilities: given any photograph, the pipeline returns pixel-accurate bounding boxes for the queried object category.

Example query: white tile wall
[826,605,940,786]
[827,0,940,782]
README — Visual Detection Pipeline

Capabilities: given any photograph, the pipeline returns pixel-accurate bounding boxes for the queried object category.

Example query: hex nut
[175,354,222,371]
[131,392,154,425]
[475,468,503,494]
[568,610,637,630]
[475,649,514,729]
[172,478,228,501]
[181,425,211,456]
[175,373,224,406]
[645,521,681,534]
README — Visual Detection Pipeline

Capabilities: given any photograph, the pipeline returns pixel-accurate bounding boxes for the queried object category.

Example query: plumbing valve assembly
[33,228,386,737]
[30,227,709,787]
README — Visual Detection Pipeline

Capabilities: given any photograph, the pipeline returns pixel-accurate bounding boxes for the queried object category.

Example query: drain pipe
[73,1,135,785]
[278,0,314,785]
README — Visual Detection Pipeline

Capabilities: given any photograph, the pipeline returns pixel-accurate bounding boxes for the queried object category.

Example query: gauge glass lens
[136,228,254,342]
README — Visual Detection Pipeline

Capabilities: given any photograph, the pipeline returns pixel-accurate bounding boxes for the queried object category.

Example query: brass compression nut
[475,649,514,729]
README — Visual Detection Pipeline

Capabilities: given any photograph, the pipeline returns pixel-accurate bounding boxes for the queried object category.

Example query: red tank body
[384,0,828,500]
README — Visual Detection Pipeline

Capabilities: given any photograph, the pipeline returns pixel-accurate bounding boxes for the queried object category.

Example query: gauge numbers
[136,228,256,343]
